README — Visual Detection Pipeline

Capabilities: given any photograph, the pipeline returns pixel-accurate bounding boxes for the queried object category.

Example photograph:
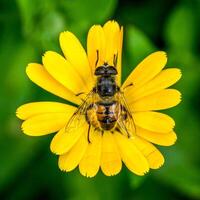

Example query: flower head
[16,20,181,177]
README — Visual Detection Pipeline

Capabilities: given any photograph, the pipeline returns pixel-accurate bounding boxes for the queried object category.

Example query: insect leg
[75,92,85,97]
[123,83,134,90]
[87,124,91,143]
[117,119,131,138]
[75,92,86,102]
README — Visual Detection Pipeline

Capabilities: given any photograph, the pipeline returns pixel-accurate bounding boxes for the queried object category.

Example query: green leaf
[165,4,197,50]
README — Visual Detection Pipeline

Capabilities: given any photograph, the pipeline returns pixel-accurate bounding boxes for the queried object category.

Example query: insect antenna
[113,53,118,67]
[95,50,99,67]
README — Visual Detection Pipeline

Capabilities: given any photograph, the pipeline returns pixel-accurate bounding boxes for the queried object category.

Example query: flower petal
[134,111,175,133]
[123,51,167,89]
[130,89,181,111]
[103,21,121,66]
[87,25,105,73]
[79,129,102,178]
[87,21,123,84]
[116,26,123,85]
[136,127,177,146]
[131,136,164,169]
[16,102,76,120]
[58,133,88,172]
[43,51,89,94]
[26,63,81,105]
[126,68,182,102]
[59,31,93,88]
[50,119,87,155]
[21,113,72,136]
[114,132,149,176]
[101,131,122,176]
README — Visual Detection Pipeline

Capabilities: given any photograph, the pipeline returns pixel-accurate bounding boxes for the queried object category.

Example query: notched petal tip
[104,20,120,27]
[176,90,182,106]
[84,173,95,178]
[26,63,35,74]
[59,31,75,44]
[101,165,122,177]
[172,68,182,81]
[16,106,23,120]
[59,30,70,38]
[21,122,32,136]
[136,168,150,176]
[152,157,165,169]
[167,131,177,146]
[42,51,56,60]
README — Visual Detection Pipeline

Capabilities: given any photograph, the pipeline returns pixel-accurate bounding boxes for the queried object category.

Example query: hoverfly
[65,51,136,143]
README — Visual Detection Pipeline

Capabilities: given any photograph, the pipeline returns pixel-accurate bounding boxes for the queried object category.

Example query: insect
[65,52,136,143]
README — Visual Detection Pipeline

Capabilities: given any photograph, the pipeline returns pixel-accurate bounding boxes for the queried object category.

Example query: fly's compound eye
[95,66,117,76]
[95,66,106,75]
[105,66,117,75]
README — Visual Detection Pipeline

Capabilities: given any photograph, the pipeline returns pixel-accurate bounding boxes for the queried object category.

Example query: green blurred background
[0,0,200,199]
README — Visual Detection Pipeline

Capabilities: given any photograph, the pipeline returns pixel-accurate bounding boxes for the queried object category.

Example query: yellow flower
[16,20,181,177]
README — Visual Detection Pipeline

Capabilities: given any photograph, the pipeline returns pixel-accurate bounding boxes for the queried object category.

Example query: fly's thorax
[94,64,118,99]
[96,75,118,98]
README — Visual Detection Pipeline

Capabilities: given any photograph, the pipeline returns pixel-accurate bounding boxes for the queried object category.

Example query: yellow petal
[50,119,87,155]
[130,89,181,111]
[103,21,121,66]
[134,111,175,133]
[123,51,167,89]
[136,127,177,146]
[22,113,71,136]
[131,136,164,169]
[58,133,88,172]
[101,131,122,176]
[59,31,93,88]
[116,26,123,85]
[42,51,89,94]
[16,102,76,120]
[126,68,182,102]
[87,25,105,72]
[86,21,123,84]
[26,63,81,105]
[79,130,102,178]
[114,132,149,176]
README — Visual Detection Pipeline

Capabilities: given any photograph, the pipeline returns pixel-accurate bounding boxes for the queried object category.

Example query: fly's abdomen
[96,101,119,130]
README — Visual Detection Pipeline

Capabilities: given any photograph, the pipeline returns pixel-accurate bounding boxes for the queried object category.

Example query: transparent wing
[64,90,96,133]
[115,90,136,137]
